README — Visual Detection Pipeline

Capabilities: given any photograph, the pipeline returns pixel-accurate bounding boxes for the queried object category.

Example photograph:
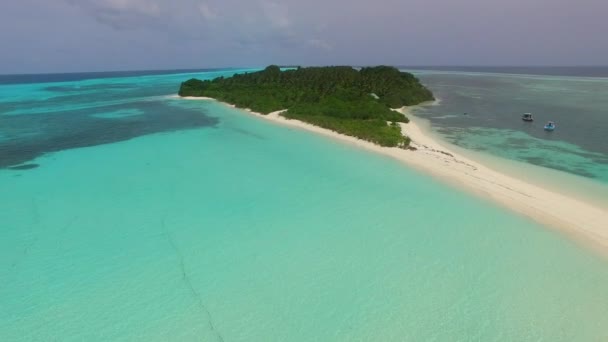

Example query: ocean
[1,68,608,341]
[404,67,608,205]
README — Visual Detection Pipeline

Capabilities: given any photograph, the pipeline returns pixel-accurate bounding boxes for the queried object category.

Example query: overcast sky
[1,0,607,73]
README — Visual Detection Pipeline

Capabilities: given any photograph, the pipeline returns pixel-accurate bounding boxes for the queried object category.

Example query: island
[178,65,434,147]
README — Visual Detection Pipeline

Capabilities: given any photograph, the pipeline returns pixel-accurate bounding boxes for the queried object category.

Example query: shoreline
[181,96,608,254]
[417,119,608,209]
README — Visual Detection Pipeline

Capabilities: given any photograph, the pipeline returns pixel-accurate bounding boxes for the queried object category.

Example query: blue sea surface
[1,69,608,341]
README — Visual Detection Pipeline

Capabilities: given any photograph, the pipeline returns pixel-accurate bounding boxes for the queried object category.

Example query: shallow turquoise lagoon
[2,96,608,341]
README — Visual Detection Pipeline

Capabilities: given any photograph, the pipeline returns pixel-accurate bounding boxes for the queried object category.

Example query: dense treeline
[179,65,433,147]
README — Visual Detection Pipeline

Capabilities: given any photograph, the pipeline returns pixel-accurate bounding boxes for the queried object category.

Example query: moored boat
[522,113,534,121]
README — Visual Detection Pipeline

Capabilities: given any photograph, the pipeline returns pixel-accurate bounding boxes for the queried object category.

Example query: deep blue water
[0,68,246,85]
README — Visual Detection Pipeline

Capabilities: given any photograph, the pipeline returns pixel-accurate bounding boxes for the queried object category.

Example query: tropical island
[178,65,434,147]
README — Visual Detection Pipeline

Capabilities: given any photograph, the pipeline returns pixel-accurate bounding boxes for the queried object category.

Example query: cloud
[308,38,332,50]
[67,0,162,30]
[198,2,217,20]
[261,1,290,29]
[102,0,161,16]
[4,0,608,73]
[225,1,298,48]
[64,0,323,51]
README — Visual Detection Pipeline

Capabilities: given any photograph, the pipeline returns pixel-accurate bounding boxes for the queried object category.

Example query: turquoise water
[407,70,608,186]
[2,70,608,341]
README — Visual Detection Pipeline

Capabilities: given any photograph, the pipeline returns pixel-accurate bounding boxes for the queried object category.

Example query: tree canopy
[179,65,434,147]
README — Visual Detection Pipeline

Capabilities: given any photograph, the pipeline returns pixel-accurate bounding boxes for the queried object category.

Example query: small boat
[522,113,534,122]
[544,121,556,131]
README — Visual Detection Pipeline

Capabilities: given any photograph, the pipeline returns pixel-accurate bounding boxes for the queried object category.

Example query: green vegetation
[179,65,433,147]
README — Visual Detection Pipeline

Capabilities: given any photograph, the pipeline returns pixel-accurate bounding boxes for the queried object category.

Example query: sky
[1,0,607,74]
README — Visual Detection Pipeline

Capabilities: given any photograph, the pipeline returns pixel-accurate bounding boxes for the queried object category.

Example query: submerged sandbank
[181,96,608,253]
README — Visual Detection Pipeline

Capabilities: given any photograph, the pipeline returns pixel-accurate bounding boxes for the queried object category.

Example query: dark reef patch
[0,101,218,169]
[523,157,596,178]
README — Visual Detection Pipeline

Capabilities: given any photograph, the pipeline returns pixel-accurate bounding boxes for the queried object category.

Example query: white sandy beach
[181,96,608,253]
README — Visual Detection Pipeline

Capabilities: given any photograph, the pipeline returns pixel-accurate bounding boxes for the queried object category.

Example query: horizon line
[3,65,608,77]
